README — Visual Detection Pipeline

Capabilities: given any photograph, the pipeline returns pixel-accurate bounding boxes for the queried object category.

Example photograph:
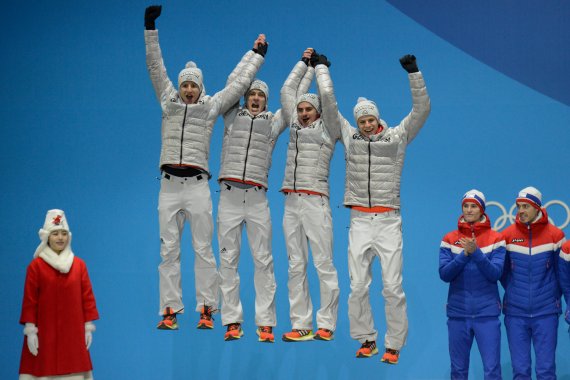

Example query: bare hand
[459,236,477,255]
[302,48,314,61]
[253,34,266,49]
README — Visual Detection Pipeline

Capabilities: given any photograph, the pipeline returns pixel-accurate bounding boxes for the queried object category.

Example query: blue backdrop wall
[1,1,569,379]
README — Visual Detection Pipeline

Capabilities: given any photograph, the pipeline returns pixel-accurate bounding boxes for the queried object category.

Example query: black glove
[313,54,331,68]
[253,43,268,57]
[309,50,320,67]
[145,5,162,30]
[399,54,418,73]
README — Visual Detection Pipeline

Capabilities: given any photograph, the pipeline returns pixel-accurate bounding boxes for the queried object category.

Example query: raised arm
[314,53,341,141]
[144,5,176,106]
[297,50,315,97]
[280,48,314,126]
[225,34,266,86]
[223,35,267,125]
[212,37,266,115]
[394,54,431,143]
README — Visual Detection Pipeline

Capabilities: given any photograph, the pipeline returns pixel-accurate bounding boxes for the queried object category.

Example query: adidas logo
[220,248,227,254]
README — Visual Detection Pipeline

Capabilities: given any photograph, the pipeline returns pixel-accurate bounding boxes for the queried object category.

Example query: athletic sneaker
[256,326,275,343]
[314,328,334,341]
[282,329,314,342]
[157,307,178,330]
[381,348,400,364]
[197,304,215,329]
[356,340,378,358]
[224,323,243,341]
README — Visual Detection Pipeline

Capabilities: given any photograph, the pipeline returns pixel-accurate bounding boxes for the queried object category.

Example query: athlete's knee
[159,238,181,261]
[382,282,406,303]
[252,251,274,269]
[219,249,239,268]
[289,259,308,274]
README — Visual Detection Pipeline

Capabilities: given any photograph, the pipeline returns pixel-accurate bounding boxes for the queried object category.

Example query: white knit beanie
[246,79,269,109]
[353,97,380,123]
[178,61,203,90]
[296,93,321,114]
[516,186,543,210]
[462,189,486,213]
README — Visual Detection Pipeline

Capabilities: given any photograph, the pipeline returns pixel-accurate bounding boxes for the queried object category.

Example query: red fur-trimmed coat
[19,257,99,377]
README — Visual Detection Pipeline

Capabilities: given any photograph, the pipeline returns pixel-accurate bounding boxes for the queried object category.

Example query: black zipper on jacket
[293,129,299,191]
[179,104,188,165]
[367,140,372,207]
[242,117,255,181]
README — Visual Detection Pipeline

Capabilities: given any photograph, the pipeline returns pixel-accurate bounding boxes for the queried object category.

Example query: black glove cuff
[301,57,310,66]
[145,21,156,30]
[254,44,267,57]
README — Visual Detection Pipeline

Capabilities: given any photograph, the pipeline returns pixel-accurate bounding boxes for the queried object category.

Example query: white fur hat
[516,186,542,210]
[178,61,203,90]
[353,97,380,123]
[33,209,73,259]
[42,209,70,233]
[462,189,486,213]
[296,93,321,114]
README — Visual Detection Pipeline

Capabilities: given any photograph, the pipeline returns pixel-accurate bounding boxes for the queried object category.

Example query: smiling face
[48,230,69,254]
[246,89,267,116]
[517,202,539,224]
[462,202,482,223]
[179,81,201,104]
[296,102,320,127]
[357,115,380,137]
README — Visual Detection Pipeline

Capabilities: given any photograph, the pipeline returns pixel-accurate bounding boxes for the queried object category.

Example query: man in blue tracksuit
[439,190,506,379]
[501,187,566,379]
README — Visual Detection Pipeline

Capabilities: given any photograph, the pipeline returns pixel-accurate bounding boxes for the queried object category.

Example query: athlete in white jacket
[144,5,264,330]
[217,44,315,343]
[338,55,431,363]
[280,50,341,342]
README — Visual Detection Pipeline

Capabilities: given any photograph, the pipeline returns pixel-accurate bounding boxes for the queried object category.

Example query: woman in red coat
[19,209,99,380]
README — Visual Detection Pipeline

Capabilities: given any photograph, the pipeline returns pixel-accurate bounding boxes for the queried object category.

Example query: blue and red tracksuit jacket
[560,240,570,324]
[501,209,566,318]
[439,215,506,318]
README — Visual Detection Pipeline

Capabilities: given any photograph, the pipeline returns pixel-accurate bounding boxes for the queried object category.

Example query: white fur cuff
[85,321,96,332]
[23,323,38,336]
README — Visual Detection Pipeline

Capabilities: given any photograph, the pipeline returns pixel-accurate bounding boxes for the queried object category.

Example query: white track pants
[283,193,340,331]
[347,209,407,349]
[217,185,277,326]
[157,173,219,315]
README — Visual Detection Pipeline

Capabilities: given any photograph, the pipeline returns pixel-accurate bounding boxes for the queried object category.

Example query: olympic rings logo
[487,200,570,231]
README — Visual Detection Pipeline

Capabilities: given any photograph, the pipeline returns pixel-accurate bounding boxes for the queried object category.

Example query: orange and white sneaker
[356,340,378,358]
[197,304,215,329]
[282,329,314,342]
[314,328,334,341]
[224,323,243,341]
[256,326,275,343]
[381,348,400,364]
